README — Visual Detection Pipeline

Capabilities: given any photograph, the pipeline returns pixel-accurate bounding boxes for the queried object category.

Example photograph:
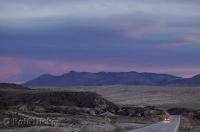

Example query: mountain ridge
[24,71,183,86]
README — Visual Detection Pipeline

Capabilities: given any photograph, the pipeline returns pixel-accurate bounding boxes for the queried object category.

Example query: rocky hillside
[0,90,119,114]
[0,83,29,90]
[0,87,170,129]
[0,88,169,118]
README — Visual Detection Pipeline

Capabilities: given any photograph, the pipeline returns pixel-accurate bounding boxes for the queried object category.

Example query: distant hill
[24,71,181,86]
[166,74,200,86]
[0,83,29,90]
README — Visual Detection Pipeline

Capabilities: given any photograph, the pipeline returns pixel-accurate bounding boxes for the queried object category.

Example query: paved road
[128,115,180,132]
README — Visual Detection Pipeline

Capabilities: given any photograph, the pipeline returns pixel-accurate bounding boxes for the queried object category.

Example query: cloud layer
[0,0,200,82]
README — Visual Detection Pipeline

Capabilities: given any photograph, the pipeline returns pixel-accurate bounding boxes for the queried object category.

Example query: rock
[100,111,116,117]
[117,106,169,121]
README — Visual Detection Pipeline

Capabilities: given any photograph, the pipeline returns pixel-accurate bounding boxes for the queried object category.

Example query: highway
[128,115,180,132]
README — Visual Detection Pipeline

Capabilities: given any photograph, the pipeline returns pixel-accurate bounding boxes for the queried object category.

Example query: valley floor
[46,85,200,110]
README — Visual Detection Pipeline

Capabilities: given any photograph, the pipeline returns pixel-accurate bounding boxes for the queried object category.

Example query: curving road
[128,115,180,132]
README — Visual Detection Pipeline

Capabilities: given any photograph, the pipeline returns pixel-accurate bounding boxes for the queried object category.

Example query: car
[164,118,170,121]
[163,117,170,123]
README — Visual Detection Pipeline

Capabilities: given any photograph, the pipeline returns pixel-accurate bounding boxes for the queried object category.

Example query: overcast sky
[1,0,200,82]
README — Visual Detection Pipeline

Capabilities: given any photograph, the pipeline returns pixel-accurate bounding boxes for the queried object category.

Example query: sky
[1,0,200,83]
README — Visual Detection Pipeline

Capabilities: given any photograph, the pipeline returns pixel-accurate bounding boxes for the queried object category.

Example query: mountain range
[24,71,200,86]
[166,74,200,86]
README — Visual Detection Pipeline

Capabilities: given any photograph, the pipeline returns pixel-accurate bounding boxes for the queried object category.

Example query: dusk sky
[1,0,200,83]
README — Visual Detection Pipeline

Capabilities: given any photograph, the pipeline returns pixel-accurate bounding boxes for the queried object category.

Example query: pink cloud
[119,21,159,39]
[0,56,130,82]
[158,33,200,48]
[0,56,71,82]
[183,34,200,43]
[28,60,69,75]
[120,27,152,38]
[0,57,22,82]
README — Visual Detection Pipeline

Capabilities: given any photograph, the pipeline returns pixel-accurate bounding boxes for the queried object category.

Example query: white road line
[174,116,180,132]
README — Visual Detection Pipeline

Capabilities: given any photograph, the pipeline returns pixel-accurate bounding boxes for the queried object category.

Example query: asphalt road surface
[128,115,180,132]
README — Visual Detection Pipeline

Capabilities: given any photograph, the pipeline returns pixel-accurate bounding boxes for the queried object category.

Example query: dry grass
[179,116,200,132]
[36,85,200,110]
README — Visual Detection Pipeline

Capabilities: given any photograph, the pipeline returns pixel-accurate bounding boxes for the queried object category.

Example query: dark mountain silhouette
[0,83,29,90]
[166,74,200,86]
[24,71,181,86]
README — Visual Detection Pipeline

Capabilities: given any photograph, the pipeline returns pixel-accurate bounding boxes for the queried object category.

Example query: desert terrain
[39,85,200,110]
[35,85,200,132]
[1,84,200,132]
